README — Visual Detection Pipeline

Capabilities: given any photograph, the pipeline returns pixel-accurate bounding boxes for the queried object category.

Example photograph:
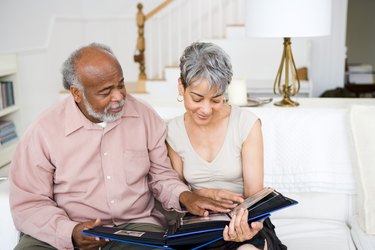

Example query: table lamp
[246,0,331,107]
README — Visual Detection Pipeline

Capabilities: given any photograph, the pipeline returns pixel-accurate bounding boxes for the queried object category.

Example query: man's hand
[72,218,108,250]
[179,191,231,216]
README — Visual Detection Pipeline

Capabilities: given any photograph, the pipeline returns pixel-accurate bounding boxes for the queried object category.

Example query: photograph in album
[82,187,297,248]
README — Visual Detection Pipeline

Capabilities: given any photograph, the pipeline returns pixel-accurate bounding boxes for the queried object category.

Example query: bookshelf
[0,54,20,171]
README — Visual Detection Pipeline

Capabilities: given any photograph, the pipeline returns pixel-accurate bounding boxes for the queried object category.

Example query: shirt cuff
[56,219,79,249]
[168,185,190,213]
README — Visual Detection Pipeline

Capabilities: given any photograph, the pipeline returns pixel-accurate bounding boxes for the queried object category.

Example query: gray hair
[179,42,233,95]
[62,43,114,90]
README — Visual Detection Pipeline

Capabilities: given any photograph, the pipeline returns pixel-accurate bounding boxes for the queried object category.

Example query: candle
[227,79,248,106]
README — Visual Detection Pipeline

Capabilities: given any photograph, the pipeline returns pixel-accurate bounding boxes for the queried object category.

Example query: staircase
[133,0,313,104]
[143,0,246,80]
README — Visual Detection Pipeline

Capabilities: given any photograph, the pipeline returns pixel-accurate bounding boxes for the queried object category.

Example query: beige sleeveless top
[167,106,258,194]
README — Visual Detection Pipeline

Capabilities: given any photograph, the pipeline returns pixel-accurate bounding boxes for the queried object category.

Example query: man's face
[71,48,127,123]
[81,91,125,123]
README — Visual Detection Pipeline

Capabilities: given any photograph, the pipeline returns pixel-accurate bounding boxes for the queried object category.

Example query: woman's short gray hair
[61,43,114,90]
[179,42,233,95]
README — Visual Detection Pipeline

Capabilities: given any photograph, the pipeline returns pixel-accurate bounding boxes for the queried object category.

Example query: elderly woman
[166,42,279,249]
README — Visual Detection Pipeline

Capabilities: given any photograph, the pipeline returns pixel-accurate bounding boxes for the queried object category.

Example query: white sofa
[0,179,18,250]
[144,97,375,250]
[1,97,375,250]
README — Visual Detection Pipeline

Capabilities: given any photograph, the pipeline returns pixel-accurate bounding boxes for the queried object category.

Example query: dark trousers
[15,223,164,250]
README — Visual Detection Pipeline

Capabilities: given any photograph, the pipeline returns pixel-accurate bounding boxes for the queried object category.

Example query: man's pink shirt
[9,94,188,249]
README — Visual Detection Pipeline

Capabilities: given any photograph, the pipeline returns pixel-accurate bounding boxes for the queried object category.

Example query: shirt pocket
[123,149,150,185]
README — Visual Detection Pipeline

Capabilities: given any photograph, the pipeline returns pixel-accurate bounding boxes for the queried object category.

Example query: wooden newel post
[135,3,147,80]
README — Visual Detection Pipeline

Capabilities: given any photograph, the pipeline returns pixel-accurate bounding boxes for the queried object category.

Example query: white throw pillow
[349,104,375,235]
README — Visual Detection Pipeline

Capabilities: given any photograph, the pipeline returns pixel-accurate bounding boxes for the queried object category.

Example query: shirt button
[107,176,111,180]
[110,200,115,204]
[103,152,108,156]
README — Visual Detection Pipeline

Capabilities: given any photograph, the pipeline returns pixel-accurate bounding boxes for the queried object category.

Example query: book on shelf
[0,82,5,109]
[0,120,17,147]
[0,120,16,137]
[0,86,2,111]
[0,120,14,129]
[82,187,297,249]
[0,131,18,146]
[0,81,15,109]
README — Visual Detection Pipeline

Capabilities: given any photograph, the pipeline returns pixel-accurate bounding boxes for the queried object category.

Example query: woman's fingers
[235,209,249,242]
[223,209,265,242]
[223,225,230,241]
[228,214,237,240]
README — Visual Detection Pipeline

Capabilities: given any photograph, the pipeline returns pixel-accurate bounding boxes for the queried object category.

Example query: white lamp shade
[246,0,332,38]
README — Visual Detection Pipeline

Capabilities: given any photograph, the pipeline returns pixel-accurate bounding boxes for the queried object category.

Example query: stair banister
[134,0,174,81]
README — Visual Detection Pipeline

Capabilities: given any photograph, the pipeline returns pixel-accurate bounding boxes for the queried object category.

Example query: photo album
[82,187,297,249]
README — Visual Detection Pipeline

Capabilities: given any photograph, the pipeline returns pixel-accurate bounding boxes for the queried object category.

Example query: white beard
[82,94,125,123]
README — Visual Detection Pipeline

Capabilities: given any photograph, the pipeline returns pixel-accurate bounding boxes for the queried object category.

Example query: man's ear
[178,79,185,96]
[70,86,82,103]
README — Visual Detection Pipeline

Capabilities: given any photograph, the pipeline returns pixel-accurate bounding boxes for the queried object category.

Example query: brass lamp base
[274,96,299,107]
[273,37,301,107]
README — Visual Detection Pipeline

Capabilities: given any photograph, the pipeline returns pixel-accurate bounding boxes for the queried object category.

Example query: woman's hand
[223,208,263,242]
[193,189,244,209]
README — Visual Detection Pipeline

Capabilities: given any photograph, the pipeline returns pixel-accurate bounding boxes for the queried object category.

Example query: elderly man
[9,43,226,250]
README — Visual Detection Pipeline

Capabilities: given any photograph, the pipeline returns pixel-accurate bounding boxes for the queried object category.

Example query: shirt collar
[64,96,89,136]
[64,94,140,136]
[122,94,140,118]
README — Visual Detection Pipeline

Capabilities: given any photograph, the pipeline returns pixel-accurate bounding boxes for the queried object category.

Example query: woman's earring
[177,94,184,102]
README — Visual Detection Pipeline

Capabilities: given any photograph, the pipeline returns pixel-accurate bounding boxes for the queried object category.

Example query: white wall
[0,0,82,52]
[310,0,348,97]
[0,0,348,132]
[0,0,164,130]
[0,0,164,52]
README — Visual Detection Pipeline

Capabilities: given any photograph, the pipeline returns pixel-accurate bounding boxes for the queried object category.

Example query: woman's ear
[178,78,185,95]
[70,86,82,103]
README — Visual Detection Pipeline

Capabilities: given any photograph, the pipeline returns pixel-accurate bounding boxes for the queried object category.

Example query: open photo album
[82,187,297,249]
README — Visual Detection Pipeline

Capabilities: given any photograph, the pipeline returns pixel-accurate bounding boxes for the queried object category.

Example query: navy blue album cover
[82,188,297,249]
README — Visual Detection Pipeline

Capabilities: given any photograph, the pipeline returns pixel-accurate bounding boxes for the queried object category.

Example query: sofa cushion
[271,192,354,223]
[252,108,356,194]
[273,218,356,250]
[349,105,375,234]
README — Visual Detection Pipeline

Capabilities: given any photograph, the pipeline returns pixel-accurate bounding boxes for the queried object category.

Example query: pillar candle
[227,79,248,106]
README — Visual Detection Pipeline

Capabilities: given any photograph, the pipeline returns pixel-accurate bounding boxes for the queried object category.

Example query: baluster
[188,0,192,43]
[208,0,213,38]
[219,0,224,37]
[147,20,152,79]
[198,0,202,39]
[157,17,162,79]
[178,3,182,57]
[168,11,172,65]
[135,3,146,80]
[238,0,245,24]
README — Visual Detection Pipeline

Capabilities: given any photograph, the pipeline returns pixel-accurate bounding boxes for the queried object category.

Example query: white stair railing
[144,0,245,80]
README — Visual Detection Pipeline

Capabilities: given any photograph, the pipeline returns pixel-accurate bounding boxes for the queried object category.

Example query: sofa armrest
[351,216,375,250]
[0,179,19,249]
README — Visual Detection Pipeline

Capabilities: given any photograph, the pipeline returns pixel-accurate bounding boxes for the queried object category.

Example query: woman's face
[180,79,226,126]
